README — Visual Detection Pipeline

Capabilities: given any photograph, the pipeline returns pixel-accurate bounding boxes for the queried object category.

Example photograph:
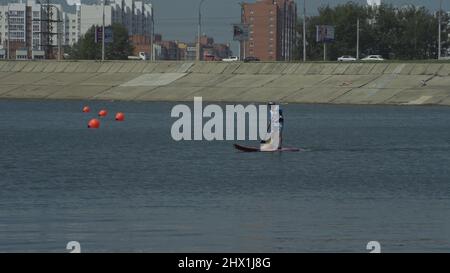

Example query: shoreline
[1,60,450,106]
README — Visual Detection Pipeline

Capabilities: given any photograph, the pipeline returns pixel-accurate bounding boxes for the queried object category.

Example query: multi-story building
[197,35,231,61]
[80,4,114,35]
[174,35,231,61]
[62,4,81,46]
[0,1,46,59]
[0,0,154,59]
[241,0,297,61]
[123,0,135,35]
[367,0,382,7]
[3,3,27,58]
[79,0,153,46]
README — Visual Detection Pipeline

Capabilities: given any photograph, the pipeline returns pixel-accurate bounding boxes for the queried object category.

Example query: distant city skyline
[146,0,449,54]
[5,0,445,55]
[35,0,450,46]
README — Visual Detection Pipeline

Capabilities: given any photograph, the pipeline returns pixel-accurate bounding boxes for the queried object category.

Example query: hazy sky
[149,0,448,48]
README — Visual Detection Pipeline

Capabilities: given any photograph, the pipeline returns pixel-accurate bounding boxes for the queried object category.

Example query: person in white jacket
[260,102,283,151]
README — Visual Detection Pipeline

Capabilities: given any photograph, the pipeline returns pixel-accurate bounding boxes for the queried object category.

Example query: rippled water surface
[0,100,449,252]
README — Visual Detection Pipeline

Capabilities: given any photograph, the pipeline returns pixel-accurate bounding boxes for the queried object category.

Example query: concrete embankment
[1,60,450,105]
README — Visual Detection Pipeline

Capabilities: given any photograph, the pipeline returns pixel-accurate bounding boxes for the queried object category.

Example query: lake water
[0,100,449,252]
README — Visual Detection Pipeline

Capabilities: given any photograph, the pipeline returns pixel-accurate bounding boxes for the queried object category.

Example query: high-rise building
[2,3,27,54]
[0,0,46,59]
[0,0,153,59]
[367,0,382,7]
[80,4,114,35]
[79,0,153,39]
[62,4,81,46]
[241,0,297,61]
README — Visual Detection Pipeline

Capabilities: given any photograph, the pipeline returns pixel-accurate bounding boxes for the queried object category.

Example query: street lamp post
[197,0,206,61]
[438,0,442,60]
[150,5,155,61]
[303,0,306,62]
[356,17,360,60]
[7,6,11,60]
[57,8,61,61]
[102,0,105,61]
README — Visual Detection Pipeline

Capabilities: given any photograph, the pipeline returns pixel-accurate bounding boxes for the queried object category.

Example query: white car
[128,52,148,61]
[337,55,357,62]
[361,55,384,61]
[222,56,239,62]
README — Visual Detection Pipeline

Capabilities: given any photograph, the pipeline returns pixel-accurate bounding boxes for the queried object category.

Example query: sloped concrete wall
[0,60,449,105]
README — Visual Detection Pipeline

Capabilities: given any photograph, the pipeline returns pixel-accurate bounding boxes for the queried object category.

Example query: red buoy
[98,109,108,117]
[88,118,100,129]
[115,112,125,121]
[82,106,90,113]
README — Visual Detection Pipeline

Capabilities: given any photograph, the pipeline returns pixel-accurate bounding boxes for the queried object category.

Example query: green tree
[294,3,446,61]
[68,23,134,60]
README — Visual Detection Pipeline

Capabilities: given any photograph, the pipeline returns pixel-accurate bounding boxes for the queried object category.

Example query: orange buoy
[82,106,90,113]
[115,112,125,121]
[98,109,108,117]
[88,118,100,129]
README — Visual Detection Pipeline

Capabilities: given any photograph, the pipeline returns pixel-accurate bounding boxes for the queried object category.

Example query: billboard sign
[95,27,102,43]
[95,26,113,44]
[233,24,249,41]
[104,27,113,44]
[316,25,335,43]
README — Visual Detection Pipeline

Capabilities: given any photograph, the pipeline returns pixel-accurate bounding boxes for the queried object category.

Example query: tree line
[294,2,449,61]
[65,23,134,60]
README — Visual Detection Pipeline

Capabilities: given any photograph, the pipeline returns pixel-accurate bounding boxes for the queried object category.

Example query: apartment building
[241,0,296,61]
[0,0,153,59]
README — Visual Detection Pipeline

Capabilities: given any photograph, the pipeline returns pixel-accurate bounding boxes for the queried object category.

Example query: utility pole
[152,16,155,61]
[438,0,442,60]
[197,0,206,61]
[150,5,154,61]
[102,0,105,61]
[7,6,10,60]
[356,17,360,60]
[303,0,306,62]
[239,2,243,60]
[57,7,61,61]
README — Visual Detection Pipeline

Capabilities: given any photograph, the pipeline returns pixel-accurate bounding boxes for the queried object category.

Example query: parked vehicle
[204,54,221,61]
[243,56,260,62]
[361,55,384,61]
[128,52,148,61]
[222,56,239,62]
[337,55,357,62]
